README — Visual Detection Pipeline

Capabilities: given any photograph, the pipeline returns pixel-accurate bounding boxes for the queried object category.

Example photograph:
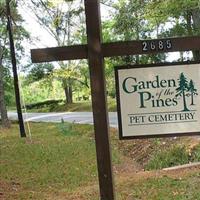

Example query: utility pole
[6,0,26,137]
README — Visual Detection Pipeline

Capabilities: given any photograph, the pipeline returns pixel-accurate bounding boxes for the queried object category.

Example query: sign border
[115,61,200,140]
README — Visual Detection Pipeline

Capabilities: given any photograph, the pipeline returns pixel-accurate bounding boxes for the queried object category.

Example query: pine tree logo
[175,73,198,112]
[187,80,198,105]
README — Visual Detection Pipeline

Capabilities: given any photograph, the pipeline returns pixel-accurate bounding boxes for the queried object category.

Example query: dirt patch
[0,181,21,200]
[118,163,200,183]
[115,133,200,168]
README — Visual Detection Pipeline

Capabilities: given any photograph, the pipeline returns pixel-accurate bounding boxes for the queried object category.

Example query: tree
[0,41,10,128]
[191,6,200,60]
[20,0,85,104]
[113,0,145,64]
[25,63,54,83]
[98,0,168,99]
[188,80,198,105]
[0,0,29,128]
[145,0,200,61]
[102,0,167,66]
[0,1,10,128]
[176,73,189,111]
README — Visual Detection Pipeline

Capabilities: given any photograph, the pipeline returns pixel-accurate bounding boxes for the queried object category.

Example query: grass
[1,124,95,191]
[66,170,200,200]
[190,144,200,162]
[116,173,200,200]
[0,123,200,199]
[0,122,121,199]
[146,144,200,170]
[146,146,189,170]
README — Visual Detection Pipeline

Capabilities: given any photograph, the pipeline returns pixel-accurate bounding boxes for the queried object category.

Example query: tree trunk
[61,9,74,104]
[64,85,69,104]
[191,8,200,61]
[192,8,200,31]
[0,46,10,128]
[64,84,73,104]
[186,11,193,35]
[68,85,73,103]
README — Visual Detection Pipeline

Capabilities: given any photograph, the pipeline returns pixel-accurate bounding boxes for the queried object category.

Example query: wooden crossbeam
[31,44,87,63]
[31,36,200,63]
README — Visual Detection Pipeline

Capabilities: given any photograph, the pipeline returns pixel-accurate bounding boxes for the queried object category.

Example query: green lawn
[0,122,121,199]
[116,173,200,200]
[0,123,200,199]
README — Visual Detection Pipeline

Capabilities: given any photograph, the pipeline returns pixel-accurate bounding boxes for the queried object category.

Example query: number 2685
[142,40,172,52]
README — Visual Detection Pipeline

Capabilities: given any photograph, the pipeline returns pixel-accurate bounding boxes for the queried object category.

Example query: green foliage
[113,0,145,40]
[20,0,87,103]
[107,97,117,111]
[190,144,200,162]
[0,0,29,63]
[2,68,15,106]
[15,0,199,105]
[25,63,54,84]
[0,0,29,107]
[146,144,200,171]
[146,146,189,170]
[21,79,65,104]
[102,0,168,83]
[24,98,117,112]
[3,0,199,107]
[25,99,63,110]
[145,0,200,37]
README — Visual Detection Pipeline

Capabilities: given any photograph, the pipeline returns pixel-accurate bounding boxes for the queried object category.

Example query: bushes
[24,99,63,110]
[190,144,200,162]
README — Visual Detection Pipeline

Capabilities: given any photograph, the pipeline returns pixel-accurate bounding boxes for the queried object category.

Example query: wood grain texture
[84,0,115,199]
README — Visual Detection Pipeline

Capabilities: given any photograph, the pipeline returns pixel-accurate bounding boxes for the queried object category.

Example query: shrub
[190,144,200,162]
[25,99,63,110]
[145,146,189,170]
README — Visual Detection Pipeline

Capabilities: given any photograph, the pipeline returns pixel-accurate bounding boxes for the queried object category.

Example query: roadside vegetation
[0,122,199,199]
[146,145,200,170]
[9,98,117,113]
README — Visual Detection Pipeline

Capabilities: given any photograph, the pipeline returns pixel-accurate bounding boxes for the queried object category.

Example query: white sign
[115,62,200,139]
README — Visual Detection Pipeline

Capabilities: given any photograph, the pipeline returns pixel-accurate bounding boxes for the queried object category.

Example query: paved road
[7,112,200,139]
[8,112,118,128]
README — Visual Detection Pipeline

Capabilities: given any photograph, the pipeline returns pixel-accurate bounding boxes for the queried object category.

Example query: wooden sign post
[84,2,115,199]
[31,0,200,199]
